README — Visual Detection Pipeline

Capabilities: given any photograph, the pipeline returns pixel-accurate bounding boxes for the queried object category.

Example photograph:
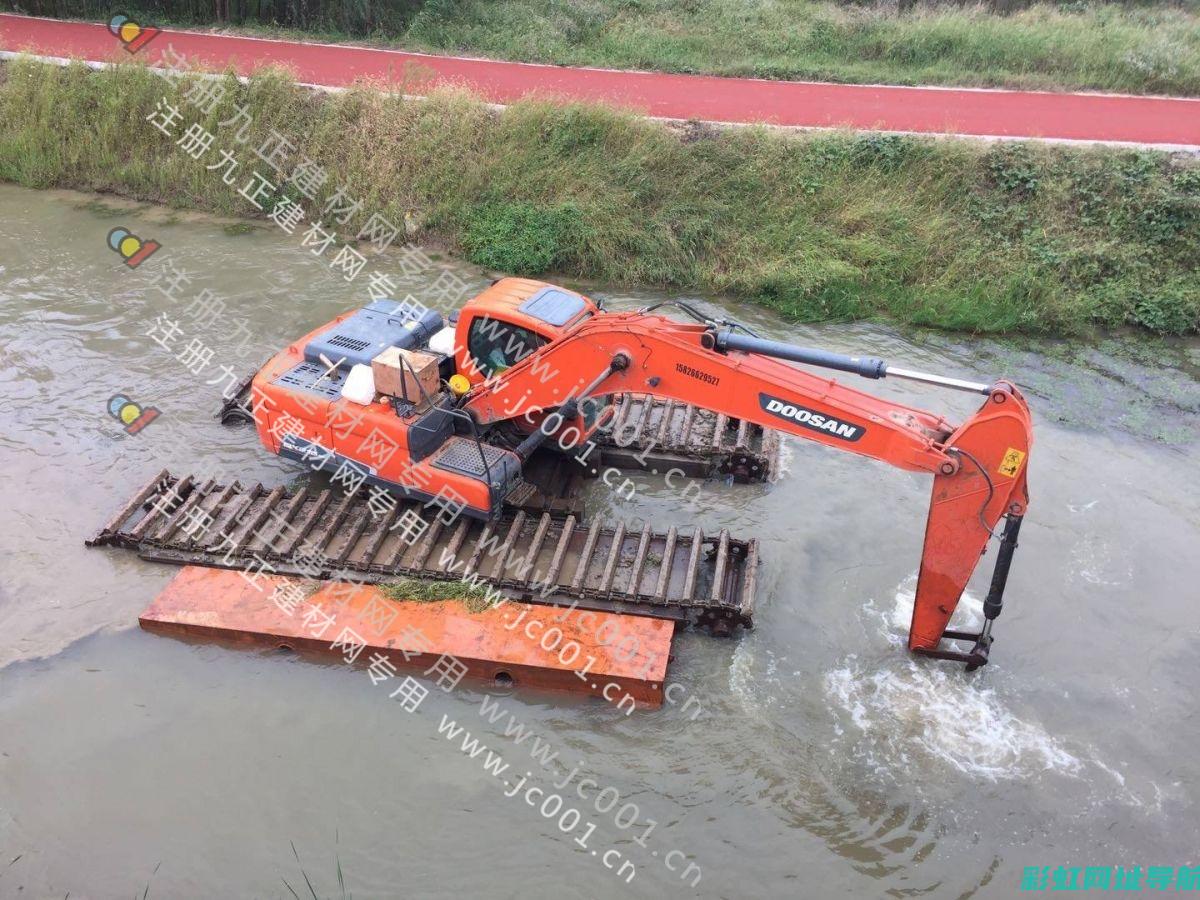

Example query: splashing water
[825,661,1083,781]
[824,577,1084,782]
[729,634,786,722]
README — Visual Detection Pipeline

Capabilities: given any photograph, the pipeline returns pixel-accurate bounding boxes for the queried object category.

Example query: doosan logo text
[759,394,865,442]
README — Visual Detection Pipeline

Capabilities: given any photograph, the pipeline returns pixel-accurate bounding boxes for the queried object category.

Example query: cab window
[467,316,548,378]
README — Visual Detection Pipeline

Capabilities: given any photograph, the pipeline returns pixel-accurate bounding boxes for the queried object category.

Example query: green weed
[377,577,496,612]
[461,201,581,273]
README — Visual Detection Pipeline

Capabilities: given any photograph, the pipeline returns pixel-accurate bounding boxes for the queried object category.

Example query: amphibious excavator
[244,278,1033,669]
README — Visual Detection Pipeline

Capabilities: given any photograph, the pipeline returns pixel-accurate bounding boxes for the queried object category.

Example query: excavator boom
[464,311,1033,667]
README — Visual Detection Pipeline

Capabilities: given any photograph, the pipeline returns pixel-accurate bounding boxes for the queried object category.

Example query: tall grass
[403,0,1200,95]
[0,59,1196,334]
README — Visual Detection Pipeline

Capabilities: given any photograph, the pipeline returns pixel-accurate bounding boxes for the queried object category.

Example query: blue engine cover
[304,301,444,370]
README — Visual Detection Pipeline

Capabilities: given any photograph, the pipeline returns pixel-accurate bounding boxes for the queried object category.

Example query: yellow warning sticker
[998,447,1026,478]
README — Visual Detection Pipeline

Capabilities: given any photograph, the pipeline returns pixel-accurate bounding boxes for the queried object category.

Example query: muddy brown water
[1,184,1198,898]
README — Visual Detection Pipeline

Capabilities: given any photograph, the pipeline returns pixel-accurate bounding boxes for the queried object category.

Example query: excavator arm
[463,311,1032,668]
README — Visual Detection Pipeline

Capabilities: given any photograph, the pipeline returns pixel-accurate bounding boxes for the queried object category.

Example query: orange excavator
[249,278,1032,669]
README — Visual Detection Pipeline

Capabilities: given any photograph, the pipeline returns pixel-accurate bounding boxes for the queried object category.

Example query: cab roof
[466,278,596,334]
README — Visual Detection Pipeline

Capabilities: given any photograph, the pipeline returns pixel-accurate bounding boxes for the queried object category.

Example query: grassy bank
[403,0,1200,95]
[11,0,1200,95]
[0,58,1196,335]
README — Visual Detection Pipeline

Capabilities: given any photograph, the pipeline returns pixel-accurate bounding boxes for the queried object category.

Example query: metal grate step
[432,438,513,479]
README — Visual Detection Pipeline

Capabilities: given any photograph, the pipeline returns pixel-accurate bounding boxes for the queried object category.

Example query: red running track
[3,13,1198,147]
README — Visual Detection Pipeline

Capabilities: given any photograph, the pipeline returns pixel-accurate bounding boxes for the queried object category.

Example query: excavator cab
[453,278,599,385]
[451,279,612,444]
